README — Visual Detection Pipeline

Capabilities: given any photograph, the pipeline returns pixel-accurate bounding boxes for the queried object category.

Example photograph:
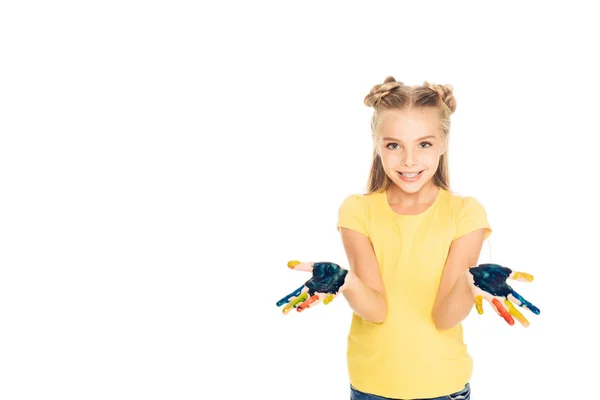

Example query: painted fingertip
[324,294,335,305]
[474,295,484,314]
[287,260,301,269]
[492,298,514,325]
[513,272,534,282]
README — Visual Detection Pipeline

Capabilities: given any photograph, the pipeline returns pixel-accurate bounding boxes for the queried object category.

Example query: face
[375,108,447,194]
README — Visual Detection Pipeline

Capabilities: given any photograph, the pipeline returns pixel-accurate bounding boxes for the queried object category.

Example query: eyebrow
[382,135,436,142]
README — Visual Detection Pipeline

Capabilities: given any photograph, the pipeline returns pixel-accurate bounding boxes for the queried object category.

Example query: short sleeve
[454,196,492,241]
[337,195,368,236]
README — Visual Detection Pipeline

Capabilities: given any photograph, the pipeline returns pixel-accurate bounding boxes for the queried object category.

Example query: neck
[386,182,440,208]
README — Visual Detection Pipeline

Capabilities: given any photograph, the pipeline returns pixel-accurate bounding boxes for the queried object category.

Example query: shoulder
[337,191,380,236]
[444,189,487,215]
[444,189,491,240]
[339,193,365,207]
[338,193,366,221]
[338,191,380,211]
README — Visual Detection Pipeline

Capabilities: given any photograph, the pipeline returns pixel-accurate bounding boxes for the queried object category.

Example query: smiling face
[374,107,447,194]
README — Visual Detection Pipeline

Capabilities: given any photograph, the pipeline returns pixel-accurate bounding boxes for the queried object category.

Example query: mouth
[397,170,424,182]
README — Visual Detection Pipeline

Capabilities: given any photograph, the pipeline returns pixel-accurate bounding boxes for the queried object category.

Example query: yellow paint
[512,271,534,282]
[504,299,530,327]
[287,260,301,269]
[282,292,308,314]
[475,295,484,314]
[324,294,335,305]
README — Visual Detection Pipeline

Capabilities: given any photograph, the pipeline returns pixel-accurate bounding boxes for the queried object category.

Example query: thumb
[287,260,314,272]
[338,269,353,293]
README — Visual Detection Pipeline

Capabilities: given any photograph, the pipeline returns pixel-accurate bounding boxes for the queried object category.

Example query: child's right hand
[276,261,349,314]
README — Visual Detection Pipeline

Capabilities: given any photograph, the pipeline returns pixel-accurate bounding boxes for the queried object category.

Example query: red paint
[297,295,320,312]
[492,298,514,325]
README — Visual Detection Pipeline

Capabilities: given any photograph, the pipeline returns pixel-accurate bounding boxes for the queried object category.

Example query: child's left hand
[466,263,541,327]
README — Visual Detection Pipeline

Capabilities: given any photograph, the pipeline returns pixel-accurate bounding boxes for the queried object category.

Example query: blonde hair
[364,76,457,193]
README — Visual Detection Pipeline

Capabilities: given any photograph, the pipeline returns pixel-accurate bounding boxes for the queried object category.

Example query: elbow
[369,311,387,324]
[433,317,453,331]
[432,308,457,331]
[358,295,387,324]
[367,314,387,324]
[432,308,471,331]
[367,300,388,324]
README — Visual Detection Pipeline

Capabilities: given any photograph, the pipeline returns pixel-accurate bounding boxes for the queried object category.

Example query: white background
[1,1,599,399]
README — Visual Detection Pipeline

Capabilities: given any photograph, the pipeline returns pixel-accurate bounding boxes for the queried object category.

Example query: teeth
[401,172,420,178]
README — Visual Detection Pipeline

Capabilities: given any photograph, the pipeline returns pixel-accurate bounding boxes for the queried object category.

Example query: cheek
[380,152,398,169]
[422,151,441,166]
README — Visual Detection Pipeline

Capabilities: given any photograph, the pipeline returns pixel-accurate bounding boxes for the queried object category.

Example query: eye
[386,143,399,150]
[419,141,432,148]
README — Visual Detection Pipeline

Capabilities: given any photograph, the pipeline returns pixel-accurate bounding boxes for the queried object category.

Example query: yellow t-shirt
[337,187,491,399]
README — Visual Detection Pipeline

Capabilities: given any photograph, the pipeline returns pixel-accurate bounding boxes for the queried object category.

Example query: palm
[467,263,540,327]
[276,261,348,314]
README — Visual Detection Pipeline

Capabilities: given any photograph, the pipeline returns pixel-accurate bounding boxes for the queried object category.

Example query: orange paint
[297,295,320,312]
[282,292,308,314]
[492,298,514,325]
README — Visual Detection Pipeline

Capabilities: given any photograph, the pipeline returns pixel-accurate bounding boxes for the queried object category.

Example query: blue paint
[470,263,540,314]
[276,285,304,307]
[510,290,540,315]
[276,262,348,309]
[304,262,348,296]
[470,263,513,297]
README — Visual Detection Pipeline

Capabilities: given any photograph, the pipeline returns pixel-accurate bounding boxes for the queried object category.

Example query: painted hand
[467,263,540,327]
[276,261,348,314]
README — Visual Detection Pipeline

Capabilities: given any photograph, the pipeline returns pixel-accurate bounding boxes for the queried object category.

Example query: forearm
[341,271,387,323]
[432,272,475,330]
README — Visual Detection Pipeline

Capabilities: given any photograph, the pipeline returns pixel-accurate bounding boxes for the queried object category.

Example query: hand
[276,261,349,314]
[466,263,540,327]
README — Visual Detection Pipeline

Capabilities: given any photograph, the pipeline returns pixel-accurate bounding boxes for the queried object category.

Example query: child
[336,76,489,399]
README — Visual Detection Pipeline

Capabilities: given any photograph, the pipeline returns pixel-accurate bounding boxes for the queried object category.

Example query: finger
[287,260,314,272]
[508,290,540,315]
[297,294,321,312]
[504,299,530,327]
[491,298,515,326]
[509,271,534,282]
[276,285,305,307]
[323,293,336,305]
[474,295,484,315]
[282,292,309,314]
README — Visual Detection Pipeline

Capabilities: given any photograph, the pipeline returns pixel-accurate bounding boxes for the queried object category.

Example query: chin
[394,182,424,193]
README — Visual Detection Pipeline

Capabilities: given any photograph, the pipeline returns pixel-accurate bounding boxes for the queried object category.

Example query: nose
[402,150,417,167]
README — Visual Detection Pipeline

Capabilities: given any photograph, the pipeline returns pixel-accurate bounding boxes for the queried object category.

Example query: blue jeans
[350,382,470,400]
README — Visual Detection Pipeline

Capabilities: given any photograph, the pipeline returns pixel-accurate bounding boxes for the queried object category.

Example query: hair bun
[364,76,404,108]
[423,81,456,113]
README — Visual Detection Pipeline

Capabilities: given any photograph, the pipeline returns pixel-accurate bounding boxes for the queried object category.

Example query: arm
[339,227,387,323]
[431,228,487,330]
